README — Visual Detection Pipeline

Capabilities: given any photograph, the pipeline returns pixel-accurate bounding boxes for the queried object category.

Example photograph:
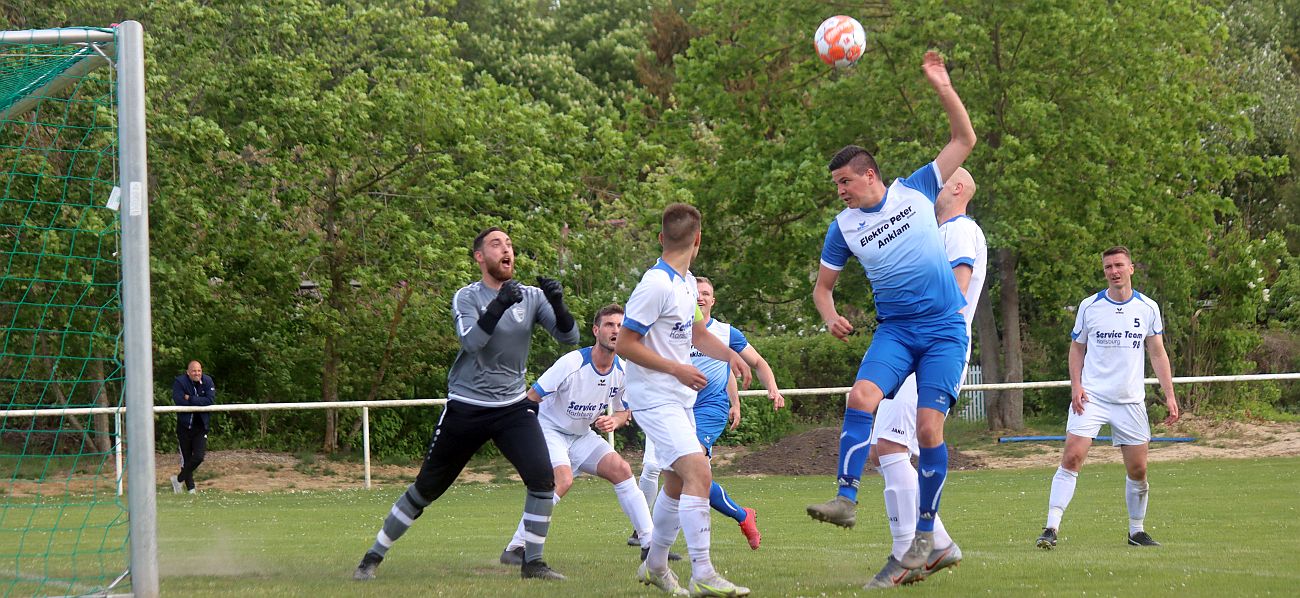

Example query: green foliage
[747,333,871,421]
[716,394,794,446]
[9,0,1300,455]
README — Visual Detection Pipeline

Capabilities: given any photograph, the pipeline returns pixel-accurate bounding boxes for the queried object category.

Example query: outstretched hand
[496,279,524,306]
[536,276,564,305]
[922,50,951,89]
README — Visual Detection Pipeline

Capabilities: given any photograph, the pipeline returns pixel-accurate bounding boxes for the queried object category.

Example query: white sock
[932,515,953,550]
[508,493,560,550]
[647,491,679,572]
[1126,477,1149,534]
[613,478,654,548]
[1046,466,1078,530]
[639,464,661,516]
[678,494,716,580]
[878,452,918,561]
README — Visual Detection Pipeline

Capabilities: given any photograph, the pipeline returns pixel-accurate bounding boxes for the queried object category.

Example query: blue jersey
[691,318,749,421]
[820,162,966,322]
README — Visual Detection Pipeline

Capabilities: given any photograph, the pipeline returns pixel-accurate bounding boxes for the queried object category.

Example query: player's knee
[847,384,882,411]
[1127,463,1147,480]
[524,468,556,493]
[1061,452,1085,471]
[554,476,573,496]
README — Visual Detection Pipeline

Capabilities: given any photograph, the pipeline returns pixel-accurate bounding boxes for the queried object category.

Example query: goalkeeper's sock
[522,489,555,563]
[370,484,430,557]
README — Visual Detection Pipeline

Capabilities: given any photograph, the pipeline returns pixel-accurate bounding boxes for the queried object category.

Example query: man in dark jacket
[171,360,215,494]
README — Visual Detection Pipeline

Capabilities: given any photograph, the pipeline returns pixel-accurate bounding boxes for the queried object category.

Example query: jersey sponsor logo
[566,400,609,420]
[1093,329,1144,347]
[669,320,690,341]
[858,205,917,249]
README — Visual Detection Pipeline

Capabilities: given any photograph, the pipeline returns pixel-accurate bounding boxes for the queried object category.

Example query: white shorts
[543,426,614,474]
[634,402,702,472]
[1066,399,1151,446]
[868,374,920,456]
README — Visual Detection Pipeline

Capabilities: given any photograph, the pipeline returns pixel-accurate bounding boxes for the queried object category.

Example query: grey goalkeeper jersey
[448,281,579,407]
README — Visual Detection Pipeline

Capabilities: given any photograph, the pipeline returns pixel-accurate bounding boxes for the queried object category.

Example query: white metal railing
[5,372,1300,493]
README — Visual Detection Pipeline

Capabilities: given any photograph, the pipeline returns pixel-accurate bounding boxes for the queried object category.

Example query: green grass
[150,457,1299,597]
[4,457,1297,596]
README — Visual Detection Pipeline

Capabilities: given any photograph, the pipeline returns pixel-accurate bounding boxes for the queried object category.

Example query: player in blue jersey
[805,50,977,578]
[862,168,984,588]
[634,277,785,553]
[1035,246,1180,550]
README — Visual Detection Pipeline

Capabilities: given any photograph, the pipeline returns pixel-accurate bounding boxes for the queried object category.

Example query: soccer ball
[813,16,866,68]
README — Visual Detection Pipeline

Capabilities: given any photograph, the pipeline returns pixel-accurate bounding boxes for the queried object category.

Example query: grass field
[120,456,1298,597]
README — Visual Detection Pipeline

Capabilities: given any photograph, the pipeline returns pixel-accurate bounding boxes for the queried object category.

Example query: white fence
[4,372,1300,492]
[956,365,985,422]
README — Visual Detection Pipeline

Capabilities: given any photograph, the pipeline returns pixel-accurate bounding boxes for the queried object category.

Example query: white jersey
[531,346,627,435]
[939,215,988,337]
[1071,290,1164,404]
[622,258,700,410]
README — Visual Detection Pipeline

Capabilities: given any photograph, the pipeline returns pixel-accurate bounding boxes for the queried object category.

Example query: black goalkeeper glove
[478,280,524,335]
[537,276,575,332]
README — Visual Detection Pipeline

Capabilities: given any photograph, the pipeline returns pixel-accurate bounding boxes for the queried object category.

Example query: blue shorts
[693,402,728,456]
[857,315,968,414]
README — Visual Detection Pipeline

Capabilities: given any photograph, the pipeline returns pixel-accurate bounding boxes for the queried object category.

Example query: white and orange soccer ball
[813,15,866,68]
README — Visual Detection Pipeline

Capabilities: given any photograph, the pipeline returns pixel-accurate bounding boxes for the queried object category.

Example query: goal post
[0,21,156,597]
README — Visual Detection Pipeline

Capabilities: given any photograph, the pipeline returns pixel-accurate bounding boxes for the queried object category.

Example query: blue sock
[835,407,874,502]
[709,481,747,523]
[916,443,949,532]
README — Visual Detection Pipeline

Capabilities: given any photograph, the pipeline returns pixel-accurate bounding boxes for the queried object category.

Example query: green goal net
[0,28,131,596]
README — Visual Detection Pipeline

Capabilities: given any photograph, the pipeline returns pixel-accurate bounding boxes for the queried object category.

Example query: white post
[115,411,123,497]
[117,20,159,598]
[362,407,371,489]
[606,404,615,447]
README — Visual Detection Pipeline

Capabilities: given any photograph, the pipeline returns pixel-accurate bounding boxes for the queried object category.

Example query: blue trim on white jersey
[531,382,550,397]
[1100,290,1139,306]
[943,214,975,225]
[622,317,650,335]
[651,258,683,282]
[950,257,975,268]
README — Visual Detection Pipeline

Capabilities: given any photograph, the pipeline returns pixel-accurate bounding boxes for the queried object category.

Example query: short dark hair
[828,145,879,177]
[592,303,624,327]
[1102,246,1132,262]
[662,203,702,250]
[472,226,506,255]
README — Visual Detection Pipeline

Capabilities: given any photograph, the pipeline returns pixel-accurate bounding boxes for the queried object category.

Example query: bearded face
[476,230,515,283]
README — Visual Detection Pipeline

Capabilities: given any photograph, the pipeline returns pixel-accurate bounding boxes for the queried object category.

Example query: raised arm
[923,51,977,183]
[813,265,853,341]
[455,280,523,353]
[1145,334,1180,425]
